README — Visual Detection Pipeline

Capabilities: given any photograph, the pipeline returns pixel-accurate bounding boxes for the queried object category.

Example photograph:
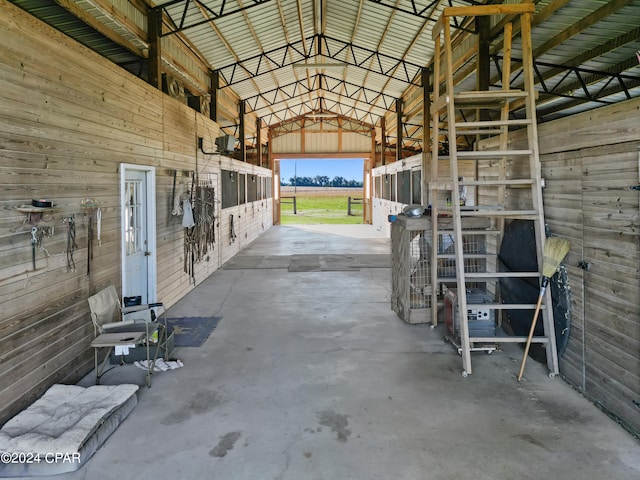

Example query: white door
[121,165,157,303]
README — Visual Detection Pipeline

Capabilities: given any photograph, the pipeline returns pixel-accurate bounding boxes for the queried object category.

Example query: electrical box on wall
[215,135,236,153]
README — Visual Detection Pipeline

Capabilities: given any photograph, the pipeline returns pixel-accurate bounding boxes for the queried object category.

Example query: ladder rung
[438,272,541,280]
[456,90,528,99]
[455,119,532,128]
[457,150,532,158]
[437,229,501,235]
[464,303,539,310]
[464,272,540,278]
[435,91,529,111]
[469,336,550,344]
[439,206,505,214]
[437,253,494,259]
[461,209,540,219]
[447,128,504,136]
[450,129,505,135]
[438,227,500,235]
[454,91,529,107]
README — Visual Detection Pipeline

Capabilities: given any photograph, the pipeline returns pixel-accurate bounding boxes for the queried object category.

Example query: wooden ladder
[430,4,559,377]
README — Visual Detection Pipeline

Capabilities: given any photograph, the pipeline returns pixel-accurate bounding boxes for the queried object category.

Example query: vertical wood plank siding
[0,2,272,424]
[374,98,640,434]
[480,98,640,435]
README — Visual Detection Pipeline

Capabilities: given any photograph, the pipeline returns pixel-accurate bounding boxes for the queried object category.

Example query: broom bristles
[542,237,570,278]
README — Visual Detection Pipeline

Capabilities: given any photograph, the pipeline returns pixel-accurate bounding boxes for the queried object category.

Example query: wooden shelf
[16,204,58,224]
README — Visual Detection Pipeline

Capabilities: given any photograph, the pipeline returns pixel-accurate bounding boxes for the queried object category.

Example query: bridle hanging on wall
[183,175,216,284]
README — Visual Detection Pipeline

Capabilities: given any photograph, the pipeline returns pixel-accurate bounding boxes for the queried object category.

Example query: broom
[517,236,570,381]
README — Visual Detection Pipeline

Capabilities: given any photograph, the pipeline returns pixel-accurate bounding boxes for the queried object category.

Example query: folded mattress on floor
[0,384,139,477]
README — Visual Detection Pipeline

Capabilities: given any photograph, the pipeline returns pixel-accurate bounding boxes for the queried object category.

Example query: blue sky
[279,159,364,183]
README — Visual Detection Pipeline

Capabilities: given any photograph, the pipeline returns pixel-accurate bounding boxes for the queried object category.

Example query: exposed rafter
[270,112,374,133]
[322,34,423,84]
[492,55,640,116]
[243,78,313,113]
[217,34,424,88]
[23,0,640,142]
[153,0,273,37]
[366,0,438,20]
[322,74,396,111]
[258,96,380,127]
[365,0,481,21]
[242,74,397,114]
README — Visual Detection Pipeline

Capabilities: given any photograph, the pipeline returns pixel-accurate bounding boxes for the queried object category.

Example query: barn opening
[278,159,365,225]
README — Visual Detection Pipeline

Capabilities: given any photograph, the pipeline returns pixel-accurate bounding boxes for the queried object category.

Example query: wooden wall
[372,155,477,234]
[376,97,640,435]
[537,99,640,436]
[372,155,423,235]
[474,98,640,435]
[0,2,272,425]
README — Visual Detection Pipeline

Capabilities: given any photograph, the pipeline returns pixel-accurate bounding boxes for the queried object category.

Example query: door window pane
[125,180,143,256]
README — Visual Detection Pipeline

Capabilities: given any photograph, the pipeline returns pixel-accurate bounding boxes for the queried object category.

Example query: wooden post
[347,197,363,216]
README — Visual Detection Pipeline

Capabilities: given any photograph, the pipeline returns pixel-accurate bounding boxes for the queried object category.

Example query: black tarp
[498,220,571,362]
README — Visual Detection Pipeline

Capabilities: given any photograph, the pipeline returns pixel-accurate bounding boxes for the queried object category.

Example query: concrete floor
[33,225,640,479]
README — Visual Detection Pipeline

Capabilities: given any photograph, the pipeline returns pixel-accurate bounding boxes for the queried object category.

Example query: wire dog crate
[437,232,487,289]
[392,215,492,325]
[391,215,434,324]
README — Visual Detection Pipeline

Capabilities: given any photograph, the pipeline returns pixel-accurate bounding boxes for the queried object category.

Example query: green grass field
[280,190,363,225]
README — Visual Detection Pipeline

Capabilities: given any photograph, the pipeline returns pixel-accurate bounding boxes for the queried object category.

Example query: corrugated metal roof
[9,0,640,135]
[10,0,141,67]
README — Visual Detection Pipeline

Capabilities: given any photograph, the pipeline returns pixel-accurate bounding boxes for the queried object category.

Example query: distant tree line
[282,175,363,187]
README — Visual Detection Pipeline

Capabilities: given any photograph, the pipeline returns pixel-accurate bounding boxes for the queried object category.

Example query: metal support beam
[217,35,423,88]
[477,16,491,122]
[365,0,481,23]
[210,70,219,122]
[257,117,263,167]
[239,100,246,162]
[258,97,379,128]
[147,8,162,90]
[242,74,396,115]
[153,0,273,37]
[421,68,431,155]
[477,16,491,90]
[493,54,640,118]
[421,67,430,206]
[396,98,403,163]
[380,116,387,166]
